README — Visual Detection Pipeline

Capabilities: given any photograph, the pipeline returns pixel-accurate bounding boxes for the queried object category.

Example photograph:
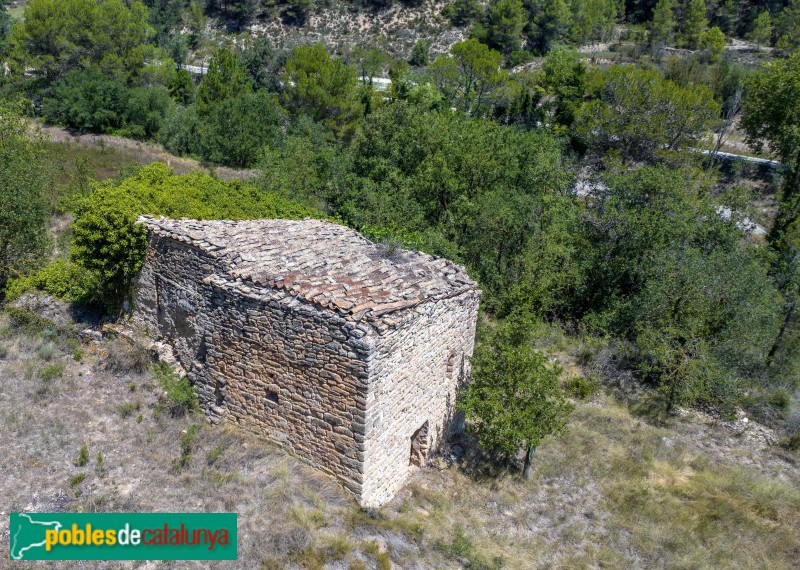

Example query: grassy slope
[0,310,797,569]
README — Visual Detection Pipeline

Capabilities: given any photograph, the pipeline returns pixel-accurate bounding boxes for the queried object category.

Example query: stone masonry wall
[360,290,480,507]
[133,234,372,496]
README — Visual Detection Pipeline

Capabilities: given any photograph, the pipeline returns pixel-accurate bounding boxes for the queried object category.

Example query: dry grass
[0,310,798,568]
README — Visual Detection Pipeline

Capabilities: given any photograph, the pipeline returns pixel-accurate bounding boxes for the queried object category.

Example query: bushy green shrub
[564,374,599,400]
[42,67,173,139]
[71,163,325,313]
[154,362,199,417]
[5,259,99,303]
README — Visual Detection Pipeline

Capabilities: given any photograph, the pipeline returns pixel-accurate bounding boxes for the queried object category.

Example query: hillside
[1,303,798,569]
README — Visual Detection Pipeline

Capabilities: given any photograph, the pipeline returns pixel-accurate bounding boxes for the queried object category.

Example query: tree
[699,25,725,61]
[196,48,251,111]
[649,0,676,54]
[749,10,772,51]
[0,109,53,298]
[197,91,283,167]
[776,0,800,52]
[741,51,800,240]
[479,0,527,54]
[430,38,506,115]
[681,0,707,49]
[460,315,572,479]
[537,48,587,128]
[410,40,430,66]
[11,0,155,83]
[283,43,362,138]
[442,0,482,27]
[283,0,312,25]
[525,0,572,54]
[570,0,617,45]
[572,65,720,163]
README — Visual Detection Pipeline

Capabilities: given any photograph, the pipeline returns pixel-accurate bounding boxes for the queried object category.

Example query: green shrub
[69,473,87,488]
[39,362,65,382]
[154,362,200,417]
[74,444,89,467]
[564,374,599,400]
[5,259,99,303]
[173,423,199,471]
[782,432,800,451]
[119,401,141,418]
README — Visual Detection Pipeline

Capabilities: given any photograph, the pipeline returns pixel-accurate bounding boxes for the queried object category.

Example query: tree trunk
[522,446,536,480]
[768,299,797,366]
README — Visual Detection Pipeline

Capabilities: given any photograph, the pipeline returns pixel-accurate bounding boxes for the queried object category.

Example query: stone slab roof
[139,216,479,322]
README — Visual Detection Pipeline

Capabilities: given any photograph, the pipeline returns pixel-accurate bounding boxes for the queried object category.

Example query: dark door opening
[410,421,429,467]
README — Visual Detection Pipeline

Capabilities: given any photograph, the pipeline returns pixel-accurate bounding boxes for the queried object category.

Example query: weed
[154,362,199,417]
[105,340,151,374]
[438,525,505,570]
[172,424,199,471]
[325,534,352,561]
[69,473,87,488]
[37,342,56,361]
[119,401,141,418]
[75,444,89,467]
[136,414,143,424]
[129,383,137,392]
[564,373,600,400]
[207,444,224,465]
[781,431,800,451]
[72,348,84,362]
[39,362,65,382]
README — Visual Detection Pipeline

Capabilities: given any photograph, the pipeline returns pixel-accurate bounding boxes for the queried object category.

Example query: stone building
[132,216,480,506]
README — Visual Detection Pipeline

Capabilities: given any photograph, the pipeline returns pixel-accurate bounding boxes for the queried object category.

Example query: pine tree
[681,0,707,49]
[649,0,677,53]
[748,10,772,51]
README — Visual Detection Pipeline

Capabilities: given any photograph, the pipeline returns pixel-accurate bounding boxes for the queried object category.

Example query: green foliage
[699,26,726,61]
[69,473,87,488]
[40,362,65,382]
[442,0,482,26]
[42,67,173,138]
[11,0,157,83]
[75,443,89,467]
[439,524,505,569]
[563,374,599,400]
[197,48,251,112]
[282,43,362,139]
[196,90,283,167]
[4,259,99,304]
[339,102,574,309]
[478,0,527,55]
[430,38,507,115]
[748,10,772,50]
[649,0,677,52]
[173,423,199,470]
[569,0,617,44]
[154,362,200,418]
[680,0,707,49]
[776,0,800,52]
[410,40,430,66]
[70,163,324,312]
[0,109,53,298]
[581,162,781,412]
[460,315,573,469]
[526,0,572,54]
[573,65,720,163]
